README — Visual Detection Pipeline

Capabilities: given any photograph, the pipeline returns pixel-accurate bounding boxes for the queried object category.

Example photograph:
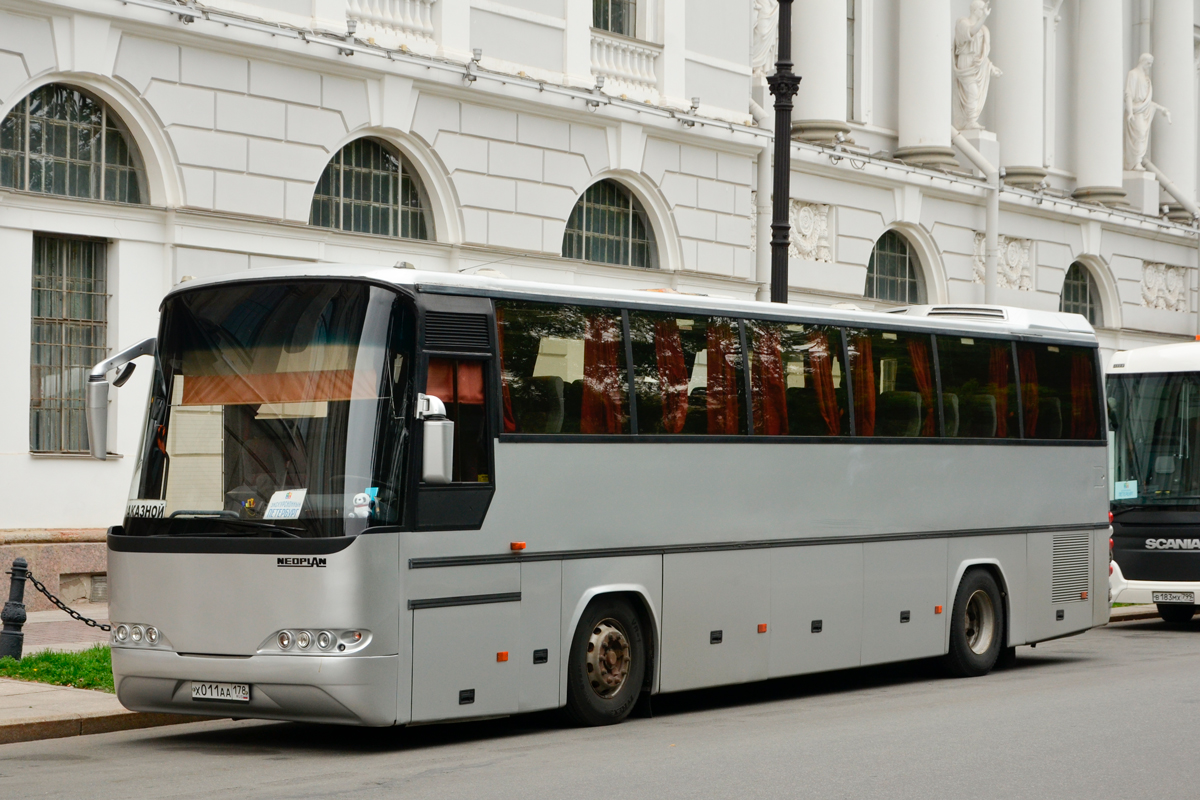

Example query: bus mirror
[422,418,455,484]
[417,393,454,484]
[86,378,110,461]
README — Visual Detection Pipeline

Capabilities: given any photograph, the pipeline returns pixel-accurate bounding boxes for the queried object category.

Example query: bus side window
[426,358,489,482]
[935,336,1018,439]
[1016,343,1101,440]
[495,301,629,435]
[845,328,937,438]
[745,320,848,436]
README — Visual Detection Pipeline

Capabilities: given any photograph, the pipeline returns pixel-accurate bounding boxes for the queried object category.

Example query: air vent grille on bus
[1051,532,1091,604]
[925,306,1008,320]
[424,312,491,352]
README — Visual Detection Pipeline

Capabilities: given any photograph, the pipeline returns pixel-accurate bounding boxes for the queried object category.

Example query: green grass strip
[0,645,114,693]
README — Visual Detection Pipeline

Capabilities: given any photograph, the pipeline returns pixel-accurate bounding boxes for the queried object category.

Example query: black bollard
[0,557,29,661]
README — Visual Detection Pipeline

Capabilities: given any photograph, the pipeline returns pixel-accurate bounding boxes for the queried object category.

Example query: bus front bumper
[111,648,399,727]
[1109,559,1200,606]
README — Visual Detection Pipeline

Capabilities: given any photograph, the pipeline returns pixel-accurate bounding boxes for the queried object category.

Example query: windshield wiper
[165,511,303,537]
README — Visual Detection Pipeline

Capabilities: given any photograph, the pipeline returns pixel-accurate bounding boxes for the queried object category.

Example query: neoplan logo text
[277,557,327,568]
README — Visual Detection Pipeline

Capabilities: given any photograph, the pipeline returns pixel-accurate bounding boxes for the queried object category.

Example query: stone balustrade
[346,0,436,49]
[590,28,662,97]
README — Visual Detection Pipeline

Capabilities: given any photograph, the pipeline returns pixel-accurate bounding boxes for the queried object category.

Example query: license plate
[191,682,250,703]
[1153,592,1195,604]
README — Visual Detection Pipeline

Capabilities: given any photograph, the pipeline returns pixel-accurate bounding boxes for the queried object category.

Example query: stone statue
[751,0,778,82]
[953,0,1001,130]
[1124,53,1171,171]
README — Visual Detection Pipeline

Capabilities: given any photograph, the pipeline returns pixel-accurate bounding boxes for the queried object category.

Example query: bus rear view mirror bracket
[87,337,157,461]
[417,393,454,484]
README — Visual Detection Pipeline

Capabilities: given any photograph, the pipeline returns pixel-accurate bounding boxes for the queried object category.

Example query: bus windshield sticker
[1114,480,1137,500]
[126,500,166,519]
[264,489,308,520]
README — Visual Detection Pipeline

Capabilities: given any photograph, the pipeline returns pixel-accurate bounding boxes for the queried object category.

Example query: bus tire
[944,569,1005,678]
[565,596,646,727]
[1157,603,1197,624]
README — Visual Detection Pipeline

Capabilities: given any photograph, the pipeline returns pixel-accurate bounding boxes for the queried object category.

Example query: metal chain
[25,572,111,632]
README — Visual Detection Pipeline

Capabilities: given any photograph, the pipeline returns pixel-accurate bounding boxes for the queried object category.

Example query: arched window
[562,179,658,268]
[310,138,430,239]
[0,83,146,204]
[1060,261,1101,325]
[865,230,923,304]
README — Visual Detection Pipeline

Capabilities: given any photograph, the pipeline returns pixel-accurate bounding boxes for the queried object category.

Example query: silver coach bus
[1108,341,1200,622]
[88,267,1110,727]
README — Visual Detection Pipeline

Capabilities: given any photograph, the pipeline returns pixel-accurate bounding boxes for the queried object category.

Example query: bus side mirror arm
[416,393,454,484]
[87,337,157,461]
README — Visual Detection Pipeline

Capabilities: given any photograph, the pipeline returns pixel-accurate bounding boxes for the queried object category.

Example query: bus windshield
[1108,372,1200,507]
[124,281,413,538]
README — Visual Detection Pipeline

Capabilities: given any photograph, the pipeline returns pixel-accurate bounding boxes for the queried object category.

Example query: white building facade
[1,0,1199,538]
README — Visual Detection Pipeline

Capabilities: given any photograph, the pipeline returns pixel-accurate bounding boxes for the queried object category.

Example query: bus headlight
[130,626,144,643]
[114,624,128,642]
[277,631,294,650]
[317,631,335,650]
[145,626,159,645]
[296,630,312,649]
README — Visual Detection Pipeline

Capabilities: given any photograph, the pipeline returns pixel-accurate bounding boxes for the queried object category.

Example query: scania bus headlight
[145,627,159,645]
[130,625,144,643]
[277,630,294,650]
[296,630,312,650]
[317,631,335,651]
[114,625,128,642]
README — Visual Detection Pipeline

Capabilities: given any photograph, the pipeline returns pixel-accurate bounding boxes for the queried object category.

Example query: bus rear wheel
[1157,603,1197,624]
[944,569,1005,678]
[565,596,646,726]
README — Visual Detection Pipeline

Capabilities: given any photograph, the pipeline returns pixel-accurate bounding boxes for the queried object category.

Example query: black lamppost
[767,0,800,303]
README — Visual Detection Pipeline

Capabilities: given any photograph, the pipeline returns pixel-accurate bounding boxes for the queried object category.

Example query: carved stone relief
[788,201,831,262]
[1141,262,1188,312]
[972,233,1032,290]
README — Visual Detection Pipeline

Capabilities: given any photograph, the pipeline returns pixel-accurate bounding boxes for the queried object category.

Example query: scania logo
[1145,538,1200,550]
[276,557,327,568]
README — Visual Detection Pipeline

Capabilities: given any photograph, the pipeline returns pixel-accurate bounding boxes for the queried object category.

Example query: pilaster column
[991,0,1045,186]
[1151,1,1196,221]
[1072,0,1125,205]
[790,0,849,143]
[895,0,956,167]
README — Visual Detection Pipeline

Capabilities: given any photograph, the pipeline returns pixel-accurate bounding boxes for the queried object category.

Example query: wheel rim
[964,589,996,655]
[585,618,632,699]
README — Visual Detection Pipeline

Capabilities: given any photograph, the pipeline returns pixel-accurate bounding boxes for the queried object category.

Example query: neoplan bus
[89,267,1111,727]
[1108,341,1200,622]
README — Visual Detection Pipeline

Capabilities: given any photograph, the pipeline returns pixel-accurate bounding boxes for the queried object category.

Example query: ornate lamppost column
[767,0,800,303]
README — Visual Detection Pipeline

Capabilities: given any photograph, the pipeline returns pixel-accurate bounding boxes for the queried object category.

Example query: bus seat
[1037,397,1062,439]
[942,393,960,437]
[518,375,564,433]
[962,395,997,438]
[876,391,922,437]
[561,380,584,433]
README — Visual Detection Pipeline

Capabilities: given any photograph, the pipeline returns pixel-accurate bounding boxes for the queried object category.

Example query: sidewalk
[1108,603,1162,622]
[0,602,202,745]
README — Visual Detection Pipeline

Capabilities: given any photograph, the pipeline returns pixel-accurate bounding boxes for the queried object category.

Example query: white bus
[90,267,1110,727]
[1108,342,1200,622]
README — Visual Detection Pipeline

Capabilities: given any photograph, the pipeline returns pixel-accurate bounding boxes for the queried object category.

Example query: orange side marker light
[496,651,509,662]
[511,542,526,551]
[757,623,768,633]
[1081,591,1088,600]
[935,605,944,615]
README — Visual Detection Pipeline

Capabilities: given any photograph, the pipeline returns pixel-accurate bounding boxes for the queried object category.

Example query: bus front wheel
[565,596,646,726]
[944,569,1005,678]
[1157,603,1197,624]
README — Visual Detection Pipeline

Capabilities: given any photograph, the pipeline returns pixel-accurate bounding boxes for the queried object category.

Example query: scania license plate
[1152,592,1195,604]
[191,681,250,703]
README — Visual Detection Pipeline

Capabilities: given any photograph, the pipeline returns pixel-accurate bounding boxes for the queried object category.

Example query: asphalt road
[3,616,1199,800]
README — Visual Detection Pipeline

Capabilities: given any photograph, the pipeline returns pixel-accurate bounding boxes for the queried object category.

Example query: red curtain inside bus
[852,334,876,436]
[810,331,841,435]
[707,322,741,435]
[180,370,375,406]
[426,359,484,404]
[1070,352,1098,439]
[989,344,1010,438]
[750,325,788,435]
[654,319,689,433]
[908,338,936,436]
[581,312,627,434]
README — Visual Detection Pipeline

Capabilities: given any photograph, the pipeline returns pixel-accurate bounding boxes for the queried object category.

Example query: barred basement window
[310,138,430,240]
[594,0,636,37]
[1060,261,1101,326]
[563,180,658,269]
[0,84,146,204]
[865,230,923,305]
[31,235,108,454]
